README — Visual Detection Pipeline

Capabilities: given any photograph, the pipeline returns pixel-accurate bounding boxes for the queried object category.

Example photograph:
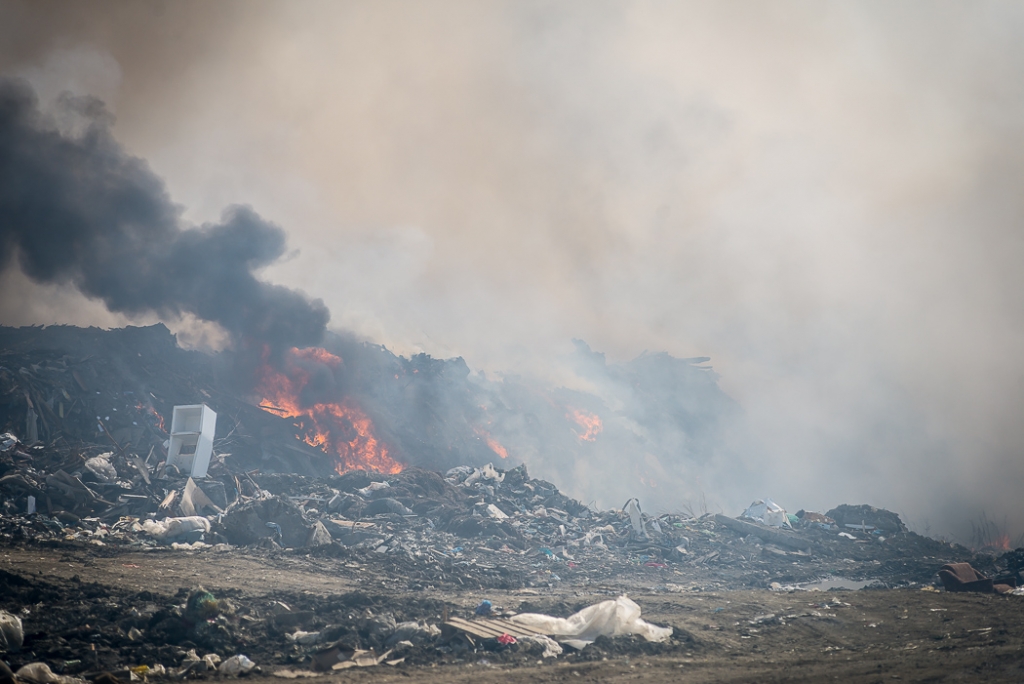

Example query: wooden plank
[443,616,549,640]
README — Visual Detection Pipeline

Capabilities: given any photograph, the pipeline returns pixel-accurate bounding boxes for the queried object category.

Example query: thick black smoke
[0,77,329,349]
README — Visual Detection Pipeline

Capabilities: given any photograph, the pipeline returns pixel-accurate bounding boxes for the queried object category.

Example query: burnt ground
[3,543,1024,683]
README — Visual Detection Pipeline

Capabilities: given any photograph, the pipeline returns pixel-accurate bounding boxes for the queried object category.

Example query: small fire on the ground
[136,400,166,432]
[568,407,602,442]
[256,347,402,475]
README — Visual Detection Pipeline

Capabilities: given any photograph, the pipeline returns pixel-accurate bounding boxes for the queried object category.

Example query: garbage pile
[6,432,1024,678]
[0,325,340,481]
[2,417,1013,593]
[6,322,1024,681]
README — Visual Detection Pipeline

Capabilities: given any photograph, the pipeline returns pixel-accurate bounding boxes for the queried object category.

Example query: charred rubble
[0,322,736,492]
[3,323,1024,678]
[0,323,1020,590]
[2,449,1023,678]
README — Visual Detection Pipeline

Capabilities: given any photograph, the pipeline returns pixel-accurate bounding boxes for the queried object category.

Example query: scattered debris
[4,323,1024,680]
[937,563,1017,594]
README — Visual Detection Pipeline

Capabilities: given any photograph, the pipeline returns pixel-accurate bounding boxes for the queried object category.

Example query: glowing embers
[568,408,603,442]
[256,347,402,475]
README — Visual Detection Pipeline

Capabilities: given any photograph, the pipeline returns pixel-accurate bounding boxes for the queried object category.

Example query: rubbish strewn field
[3,544,1024,683]
[2,454,1024,683]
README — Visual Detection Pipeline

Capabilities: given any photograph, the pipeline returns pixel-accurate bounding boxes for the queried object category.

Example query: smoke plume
[0,77,328,350]
[3,2,1024,542]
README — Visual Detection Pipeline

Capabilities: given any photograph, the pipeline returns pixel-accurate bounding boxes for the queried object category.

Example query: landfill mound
[0,323,738,505]
[1,420,1016,592]
[4,324,1024,679]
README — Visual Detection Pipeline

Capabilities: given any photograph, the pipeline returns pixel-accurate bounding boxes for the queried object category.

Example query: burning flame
[568,408,603,442]
[136,401,166,432]
[257,348,402,475]
[475,428,508,459]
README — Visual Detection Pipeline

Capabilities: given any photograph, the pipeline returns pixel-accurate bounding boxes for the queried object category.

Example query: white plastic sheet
[741,499,791,528]
[509,596,672,647]
[142,516,211,541]
[16,663,85,684]
[519,635,563,658]
[84,453,117,483]
[624,498,648,538]
[218,655,256,676]
[356,481,390,498]
[464,463,504,486]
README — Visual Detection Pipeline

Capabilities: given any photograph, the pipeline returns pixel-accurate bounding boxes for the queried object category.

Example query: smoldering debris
[0,323,1017,590]
[0,321,738,506]
[3,323,1024,677]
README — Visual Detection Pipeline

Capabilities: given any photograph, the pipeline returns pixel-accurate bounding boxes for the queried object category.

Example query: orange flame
[475,428,508,459]
[568,408,603,442]
[136,401,166,432]
[256,348,402,475]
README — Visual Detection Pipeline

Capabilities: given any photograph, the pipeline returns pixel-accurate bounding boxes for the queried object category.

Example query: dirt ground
[3,544,1024,683]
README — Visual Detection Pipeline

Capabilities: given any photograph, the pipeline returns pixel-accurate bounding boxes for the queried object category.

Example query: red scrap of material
[497,633,517,645]
[644,561,668,568]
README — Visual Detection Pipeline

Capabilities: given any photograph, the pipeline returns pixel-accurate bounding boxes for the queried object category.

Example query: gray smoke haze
[0,77,329,350]
[2,1,1024,542]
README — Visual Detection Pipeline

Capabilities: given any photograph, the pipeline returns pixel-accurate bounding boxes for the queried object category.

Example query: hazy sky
[3,1,1024,540]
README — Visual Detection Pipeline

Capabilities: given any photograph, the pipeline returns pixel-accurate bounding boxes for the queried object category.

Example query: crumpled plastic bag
[444,465,474,481]
[463,463,504,486]
[16,663,86,684]
[384,620,441,648]
[0,610,23,652]
[84,453,117,483]
[518,635,563,658]
[0,433,17,453]
[286,630,322,645]
[356,481,390,498]
[741,499,791,528]
[218,655,256,676]
[509,596,672,647]
[142,516,211,541]
[362,498,413,516]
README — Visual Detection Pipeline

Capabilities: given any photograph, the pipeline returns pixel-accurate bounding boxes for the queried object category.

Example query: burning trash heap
[2,323,1024,679]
